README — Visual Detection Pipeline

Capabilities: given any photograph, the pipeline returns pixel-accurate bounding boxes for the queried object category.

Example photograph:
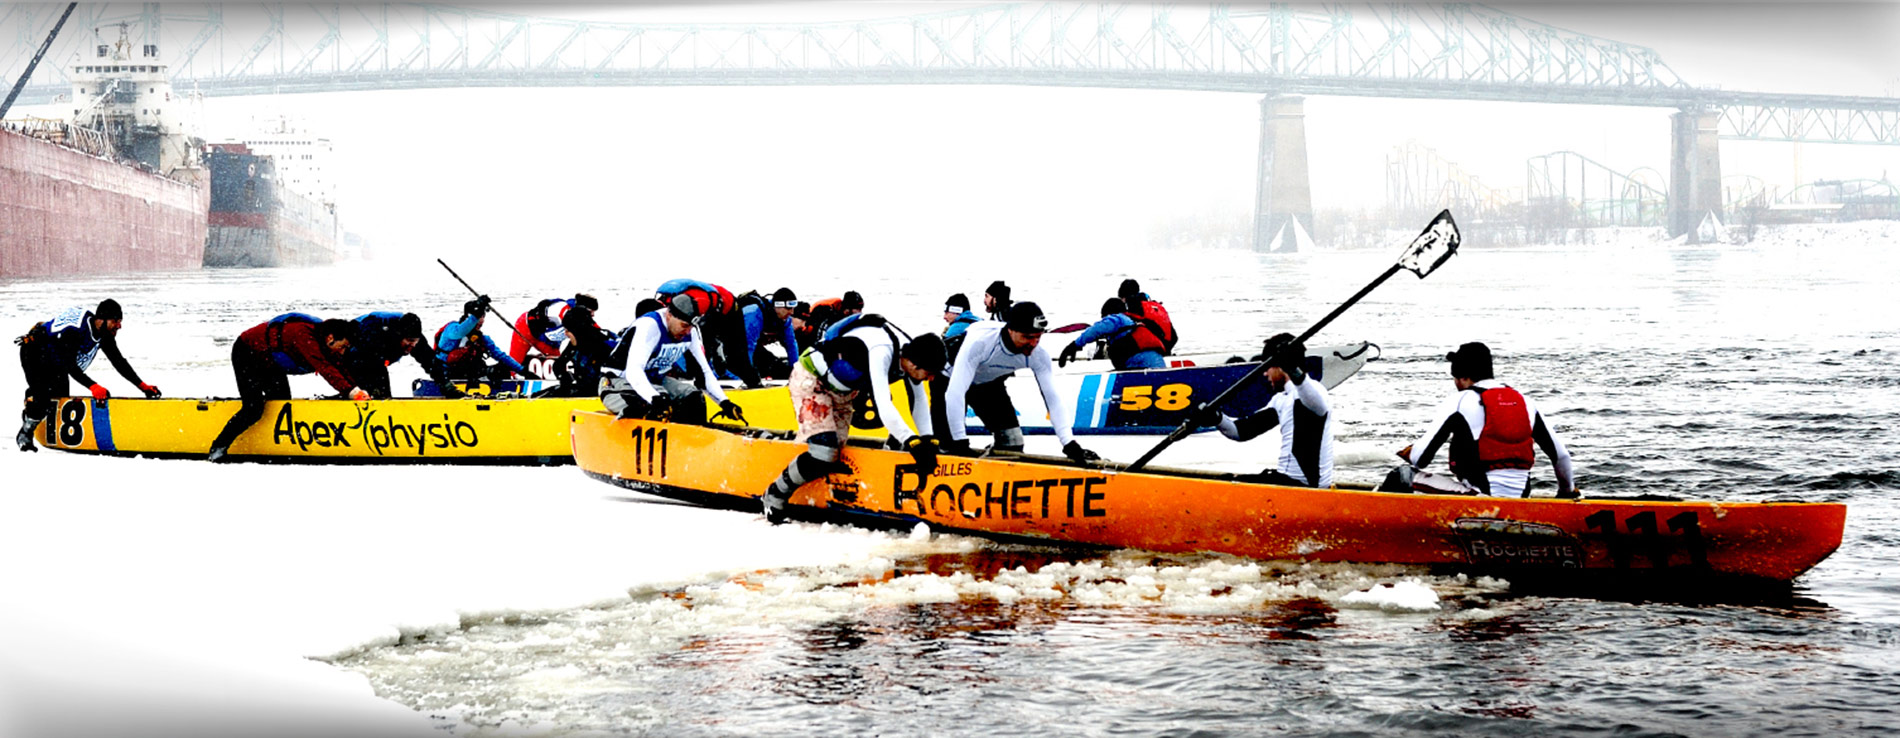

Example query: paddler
[1056,297,1168,370]
[507,293,600,367]
[733,287,800,381]
[434,296,532,385]
[760,313,946,525]
[982,280,1012,321]
[348,311,461,399]
[928,293,984,435]
[206,314,362,462]
[1195,334,1335,488]
[599,293,745,425]
[655,278,759,388]
[940,302,1099,464]
[1397,342,1576,498]
[14,299,161,452]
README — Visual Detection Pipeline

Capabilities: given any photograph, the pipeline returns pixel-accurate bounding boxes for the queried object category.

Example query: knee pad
[806,432,843,460]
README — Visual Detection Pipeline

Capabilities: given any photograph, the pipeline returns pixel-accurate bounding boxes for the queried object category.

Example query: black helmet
[986,281,1010,301]
[841,291,864,312]
[1117,279,1141,300]
[771,287,798,308]
[1447,342,1494,380]
[667,293,703,325]
[95,298,123,321]
[901,333,947,376]
[945,293,971,311]
[1100,297,1125,318]
[574,293,599,313]
[1003,302,1048,334]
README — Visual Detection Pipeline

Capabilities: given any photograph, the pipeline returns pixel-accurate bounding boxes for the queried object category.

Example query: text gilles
[892,462,1109,520]
[272,405,479,456]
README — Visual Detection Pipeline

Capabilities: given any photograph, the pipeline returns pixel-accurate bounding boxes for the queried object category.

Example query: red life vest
[1475,386,1535,471]
[1129,299,1177,353]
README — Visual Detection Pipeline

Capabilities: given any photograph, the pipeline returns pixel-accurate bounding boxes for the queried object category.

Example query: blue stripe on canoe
[90,399,116,453]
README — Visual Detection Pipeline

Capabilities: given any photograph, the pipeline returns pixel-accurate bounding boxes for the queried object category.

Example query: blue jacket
[943,310,980,341]
[434,314,525,374]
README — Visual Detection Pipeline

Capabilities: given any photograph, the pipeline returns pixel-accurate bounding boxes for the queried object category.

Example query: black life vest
[813,313,909,392]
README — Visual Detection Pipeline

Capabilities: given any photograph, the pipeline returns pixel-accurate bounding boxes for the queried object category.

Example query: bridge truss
[2,2,1894,145]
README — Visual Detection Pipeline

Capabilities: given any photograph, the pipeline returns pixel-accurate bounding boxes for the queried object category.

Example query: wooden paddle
[1126,210,1461,472]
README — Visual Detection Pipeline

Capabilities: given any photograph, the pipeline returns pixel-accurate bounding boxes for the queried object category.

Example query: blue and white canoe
[975,342,1377,436]
[415,342,1378,437]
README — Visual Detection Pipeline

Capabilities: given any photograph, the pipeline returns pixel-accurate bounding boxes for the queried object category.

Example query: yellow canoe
[570,411,1847,584]
[28,383,898,463]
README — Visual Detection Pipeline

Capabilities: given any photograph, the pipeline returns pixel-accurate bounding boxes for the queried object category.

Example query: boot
[16,416,39,452]
[761,489,789,525]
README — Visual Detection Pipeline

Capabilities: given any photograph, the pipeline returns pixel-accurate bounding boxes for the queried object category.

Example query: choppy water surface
[8,229,1900,735]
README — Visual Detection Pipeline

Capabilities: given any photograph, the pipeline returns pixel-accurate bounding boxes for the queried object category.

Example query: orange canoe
[569,411,1846,584]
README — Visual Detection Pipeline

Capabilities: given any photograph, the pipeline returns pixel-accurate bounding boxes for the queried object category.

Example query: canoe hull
[32,396,594,463]
[570,412,1846,584]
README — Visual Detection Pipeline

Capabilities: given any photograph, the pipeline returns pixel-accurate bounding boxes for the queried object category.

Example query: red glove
[89,384,109,400]
[138,382,161,399]
[348,387,371,401]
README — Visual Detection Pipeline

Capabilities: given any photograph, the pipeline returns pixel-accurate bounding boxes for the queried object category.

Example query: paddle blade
[1397,209,1460,278]
[1050,322,1090,334]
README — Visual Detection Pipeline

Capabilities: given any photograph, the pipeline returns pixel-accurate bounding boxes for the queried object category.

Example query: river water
[6,223,1898,736]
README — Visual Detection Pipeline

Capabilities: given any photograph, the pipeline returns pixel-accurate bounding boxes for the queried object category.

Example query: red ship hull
[0,128,207,279]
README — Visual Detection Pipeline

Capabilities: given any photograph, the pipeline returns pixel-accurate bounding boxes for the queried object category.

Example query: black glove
[1190,402,1221,428]
[463,295,491,317]
[940,437,976,457]
[1062,440,1100,464]
[1057,342,1080,368]
[905,436,940,470]
[712,398,747,424]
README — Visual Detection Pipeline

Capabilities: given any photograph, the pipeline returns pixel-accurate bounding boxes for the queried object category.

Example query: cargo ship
[0,23,208,279]
[202,140,339,268]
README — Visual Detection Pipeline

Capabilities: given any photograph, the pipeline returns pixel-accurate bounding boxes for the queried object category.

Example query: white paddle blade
[1398,209,1460,278]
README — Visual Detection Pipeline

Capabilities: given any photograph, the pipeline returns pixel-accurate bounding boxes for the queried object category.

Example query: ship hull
[0,129,207,278]
[202,148,336,268]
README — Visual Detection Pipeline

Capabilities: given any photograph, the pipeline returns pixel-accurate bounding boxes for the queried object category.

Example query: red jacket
[236,320,356,393]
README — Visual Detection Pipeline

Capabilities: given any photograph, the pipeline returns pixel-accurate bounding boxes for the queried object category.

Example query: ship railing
[1,116,113,158]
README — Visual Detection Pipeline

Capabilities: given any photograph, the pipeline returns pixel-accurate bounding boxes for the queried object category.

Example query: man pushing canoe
[761,313,946,525]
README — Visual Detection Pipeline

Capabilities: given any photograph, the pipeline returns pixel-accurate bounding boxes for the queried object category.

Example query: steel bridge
[5,2,1896,245]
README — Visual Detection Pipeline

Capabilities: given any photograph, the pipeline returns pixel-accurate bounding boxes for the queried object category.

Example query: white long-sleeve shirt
[1403,379,1573,497]
[607,312,729,405]
[1218,373,1334,487]
[823,324,933,444]
[943,321,1074,446]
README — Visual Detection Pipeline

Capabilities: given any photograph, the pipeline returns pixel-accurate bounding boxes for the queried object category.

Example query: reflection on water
[334,543,1898,737]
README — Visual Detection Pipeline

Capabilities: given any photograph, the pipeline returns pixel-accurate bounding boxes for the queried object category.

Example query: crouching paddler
[15,299,161,452]
[206,314,362,462]
[599,294,745,426]
[761,313,947,525]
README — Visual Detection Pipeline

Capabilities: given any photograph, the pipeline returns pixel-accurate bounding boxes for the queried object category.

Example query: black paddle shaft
[1126,263,1403,471]
[435,258,544,364]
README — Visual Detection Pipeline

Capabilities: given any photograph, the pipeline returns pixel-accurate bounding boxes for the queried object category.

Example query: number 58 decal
[1118,383,1193,412]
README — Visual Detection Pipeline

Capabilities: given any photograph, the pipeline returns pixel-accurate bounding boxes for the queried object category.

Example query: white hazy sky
[25,2,1896,259]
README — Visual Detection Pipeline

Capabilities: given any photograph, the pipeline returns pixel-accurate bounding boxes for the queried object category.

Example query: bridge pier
[1253,95,1313,253]
[1668,108,1724,243]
